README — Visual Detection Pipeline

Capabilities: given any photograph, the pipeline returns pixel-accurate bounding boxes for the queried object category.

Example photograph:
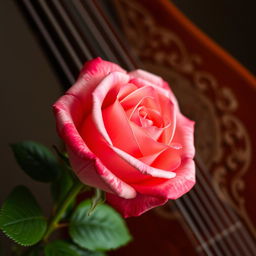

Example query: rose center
[138,107,154,127]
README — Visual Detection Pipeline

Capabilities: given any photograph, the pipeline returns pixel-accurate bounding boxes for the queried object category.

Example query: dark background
[172,0,256,75]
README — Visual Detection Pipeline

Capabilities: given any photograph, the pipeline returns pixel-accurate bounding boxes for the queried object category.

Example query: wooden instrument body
[17,0,256,255]
[110,0,256,255]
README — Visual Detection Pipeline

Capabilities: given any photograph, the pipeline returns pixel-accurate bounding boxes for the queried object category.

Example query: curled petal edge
[107,192,168,218]
[111,146,176,179]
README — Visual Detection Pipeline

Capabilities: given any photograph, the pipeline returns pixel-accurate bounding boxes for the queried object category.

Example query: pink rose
[53,58,195,217]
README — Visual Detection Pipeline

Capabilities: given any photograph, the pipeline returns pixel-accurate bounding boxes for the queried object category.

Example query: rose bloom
[53,58,195,217]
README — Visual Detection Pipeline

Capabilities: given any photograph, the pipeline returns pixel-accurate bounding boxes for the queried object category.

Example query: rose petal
[126,97,155,126]
[139,146,181,171]
[130,78,177,144]
[94,158,136,199]
[103,100,141,157]
[132,158,196,199]
[107,192,168,218]
[65,57,126,116]
[151,147,181,171]
[139,150,166,165]
[130,77,171,102]
[79,57,126,78]
[129,70,179,110]
[53,94,84,133]
[129,69,165,88]
[117,83,138,100]
[120,86,155,110]
[129,122,167,155]
[143,124,170,141]
[157,93,176,144]
[92,71,130,145]
[112,146,176,179]
[172,113,195,158]
[107,158,196,216]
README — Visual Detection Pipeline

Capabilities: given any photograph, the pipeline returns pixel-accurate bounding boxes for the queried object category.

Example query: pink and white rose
[53,58,195,217]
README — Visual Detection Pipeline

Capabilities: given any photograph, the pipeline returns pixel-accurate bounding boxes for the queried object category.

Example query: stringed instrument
[17,0,256,255]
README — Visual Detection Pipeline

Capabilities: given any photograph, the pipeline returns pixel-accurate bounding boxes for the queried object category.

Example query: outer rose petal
[107,192,168,218]
[132,158,195,199]
[66,57,126,116]
[106,158,195,217]
[67,146,136,199]
[129,69,165,89]
[79,57,125,78]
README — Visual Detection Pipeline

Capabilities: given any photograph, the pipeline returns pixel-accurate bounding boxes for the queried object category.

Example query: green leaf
[44,240,79,256]
[69,200,132,251]
[51,166,75,205]
[11,141,60,182]
[0,186,47,246]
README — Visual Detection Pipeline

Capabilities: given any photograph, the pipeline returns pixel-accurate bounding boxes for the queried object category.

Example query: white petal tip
[162,171,176,179]
[150,169,177,179]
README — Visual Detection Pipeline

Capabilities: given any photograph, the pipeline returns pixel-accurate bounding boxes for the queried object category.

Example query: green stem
[43,179,84,241]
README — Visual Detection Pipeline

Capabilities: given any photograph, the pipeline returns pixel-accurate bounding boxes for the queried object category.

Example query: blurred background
[172,0,256,74]
[1,0,255,254]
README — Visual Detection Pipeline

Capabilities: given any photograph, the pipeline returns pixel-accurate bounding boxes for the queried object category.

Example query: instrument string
[175,199,215,256]
[88,0,138,70]
[51,0,93,60]
[38,0,83,69]
[73,0,119,63]
[176,163,254,255]
[187,173,248,255]
[20,0,256,255]
[22,0,76,84]
[179,192,228,256]
[195,158,256,254]
[183,189,234,255]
